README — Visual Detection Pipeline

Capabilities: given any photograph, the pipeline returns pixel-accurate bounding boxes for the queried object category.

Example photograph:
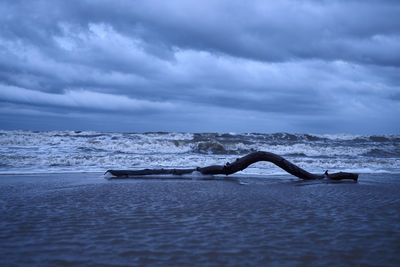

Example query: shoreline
[0,171,398,182]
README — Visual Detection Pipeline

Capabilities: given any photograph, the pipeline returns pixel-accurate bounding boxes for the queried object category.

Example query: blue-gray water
[1,131,399,265]
[1,130,399,175]
[1,173,399,266]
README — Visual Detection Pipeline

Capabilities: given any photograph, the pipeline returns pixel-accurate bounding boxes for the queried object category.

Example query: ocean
[1,130,399,266]
[0,130,399,175]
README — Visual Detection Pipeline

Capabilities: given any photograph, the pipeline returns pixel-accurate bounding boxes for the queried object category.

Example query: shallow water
[1,173,399,266]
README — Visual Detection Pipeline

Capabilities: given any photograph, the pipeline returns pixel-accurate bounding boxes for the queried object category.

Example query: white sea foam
[0,130,399,175]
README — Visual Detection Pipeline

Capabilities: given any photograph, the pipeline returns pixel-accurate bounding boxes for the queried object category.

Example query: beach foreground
[1,173,399,266]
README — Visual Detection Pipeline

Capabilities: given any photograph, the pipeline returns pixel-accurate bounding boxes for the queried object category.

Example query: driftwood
[105,151,358,181]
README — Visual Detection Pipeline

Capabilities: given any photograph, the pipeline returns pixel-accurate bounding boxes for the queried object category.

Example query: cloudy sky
[0,0,399,133]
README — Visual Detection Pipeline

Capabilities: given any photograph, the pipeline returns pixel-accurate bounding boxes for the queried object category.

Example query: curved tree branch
[105,151,358,181]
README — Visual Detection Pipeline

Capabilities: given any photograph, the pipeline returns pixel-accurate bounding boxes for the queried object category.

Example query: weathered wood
[106,168,195,177]
[105,151,358,181]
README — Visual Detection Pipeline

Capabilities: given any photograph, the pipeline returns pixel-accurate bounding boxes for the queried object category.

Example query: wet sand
[1,173,399,266]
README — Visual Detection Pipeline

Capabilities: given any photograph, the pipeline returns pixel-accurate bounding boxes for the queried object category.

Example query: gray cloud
[0,0,399,133]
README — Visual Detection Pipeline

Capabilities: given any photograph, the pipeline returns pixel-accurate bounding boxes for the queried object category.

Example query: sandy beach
[1,173,399,266]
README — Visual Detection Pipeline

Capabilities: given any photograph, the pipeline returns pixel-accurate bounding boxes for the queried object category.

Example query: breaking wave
[0,130,399,175]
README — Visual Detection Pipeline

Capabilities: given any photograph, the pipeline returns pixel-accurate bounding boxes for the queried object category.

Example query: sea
[0,130,399,175]
[1,130,400,266]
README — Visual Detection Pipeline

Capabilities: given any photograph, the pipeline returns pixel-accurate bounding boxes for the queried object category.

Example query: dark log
[105,151,358,181]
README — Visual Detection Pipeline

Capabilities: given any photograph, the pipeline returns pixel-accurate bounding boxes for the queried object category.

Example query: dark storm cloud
[4,0,399,65]
[0,0,399,133]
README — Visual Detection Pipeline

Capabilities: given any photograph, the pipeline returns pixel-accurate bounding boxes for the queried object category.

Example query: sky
[0,0,399,134]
